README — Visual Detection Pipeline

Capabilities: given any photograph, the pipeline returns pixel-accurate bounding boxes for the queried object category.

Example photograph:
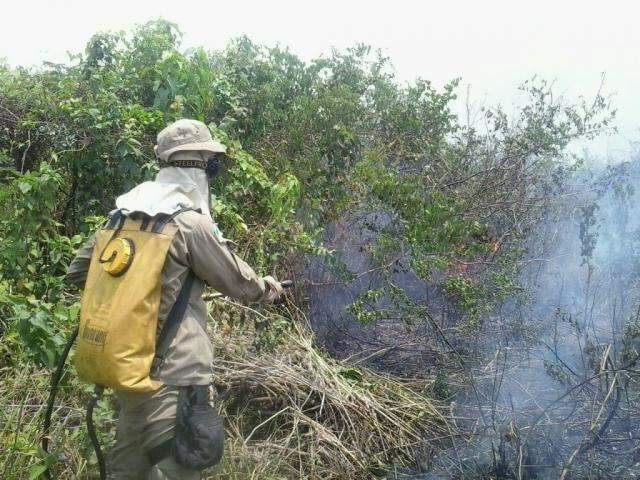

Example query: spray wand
[202,279,293,301]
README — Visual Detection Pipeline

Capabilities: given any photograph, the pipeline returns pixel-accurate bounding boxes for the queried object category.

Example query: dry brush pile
[207,300,453,479]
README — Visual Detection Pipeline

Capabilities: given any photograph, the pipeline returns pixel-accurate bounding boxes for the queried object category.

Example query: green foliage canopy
[0,19,614,365]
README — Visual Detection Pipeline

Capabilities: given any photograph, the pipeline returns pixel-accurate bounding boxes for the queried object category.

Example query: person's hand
[262,276,284,303]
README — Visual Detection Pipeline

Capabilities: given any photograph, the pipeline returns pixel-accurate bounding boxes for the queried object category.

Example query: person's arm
[65,234,97,288]
[186,216,282,304]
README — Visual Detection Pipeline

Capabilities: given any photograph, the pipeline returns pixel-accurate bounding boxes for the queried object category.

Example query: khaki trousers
[107,385,200,480]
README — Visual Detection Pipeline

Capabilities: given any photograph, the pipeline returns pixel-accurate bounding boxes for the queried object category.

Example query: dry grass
[0,363,99,479]
[207,311,453,480]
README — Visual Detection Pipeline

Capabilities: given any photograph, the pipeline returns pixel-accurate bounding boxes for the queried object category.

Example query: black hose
[42,326,79,480]
[86,385,106,480]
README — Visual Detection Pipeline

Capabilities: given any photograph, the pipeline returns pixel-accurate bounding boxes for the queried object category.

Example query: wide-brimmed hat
[154,119,226,163]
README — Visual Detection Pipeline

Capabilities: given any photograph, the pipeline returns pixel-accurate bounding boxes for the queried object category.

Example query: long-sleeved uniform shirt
[67,210,270,386]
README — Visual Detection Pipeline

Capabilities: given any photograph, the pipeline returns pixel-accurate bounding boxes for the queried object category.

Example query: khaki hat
[154,119,227,163]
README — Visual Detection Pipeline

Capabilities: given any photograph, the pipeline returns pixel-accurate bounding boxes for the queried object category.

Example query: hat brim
[158,140,227,161]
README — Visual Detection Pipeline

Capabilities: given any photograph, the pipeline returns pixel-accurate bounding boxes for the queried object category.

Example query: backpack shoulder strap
[151,206,201,234]
[151,270,195,377]
[105,209,126,231]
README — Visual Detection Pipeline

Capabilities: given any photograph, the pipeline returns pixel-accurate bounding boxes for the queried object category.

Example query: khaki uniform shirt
[67,210,269,386]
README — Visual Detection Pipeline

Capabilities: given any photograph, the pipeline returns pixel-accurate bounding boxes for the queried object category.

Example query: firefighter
[67,119,283,479]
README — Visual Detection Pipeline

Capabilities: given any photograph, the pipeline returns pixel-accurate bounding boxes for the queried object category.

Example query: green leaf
[18,181,32,193]
[28,464,48,480]
[338,368,363,383]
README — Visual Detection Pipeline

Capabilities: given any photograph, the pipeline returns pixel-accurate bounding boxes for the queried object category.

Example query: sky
[2,0,638,159]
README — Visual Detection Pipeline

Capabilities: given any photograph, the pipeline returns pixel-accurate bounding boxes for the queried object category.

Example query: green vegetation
[0,20,614,479]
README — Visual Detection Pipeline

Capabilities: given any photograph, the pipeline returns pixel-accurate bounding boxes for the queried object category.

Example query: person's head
[154,119,226,178]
